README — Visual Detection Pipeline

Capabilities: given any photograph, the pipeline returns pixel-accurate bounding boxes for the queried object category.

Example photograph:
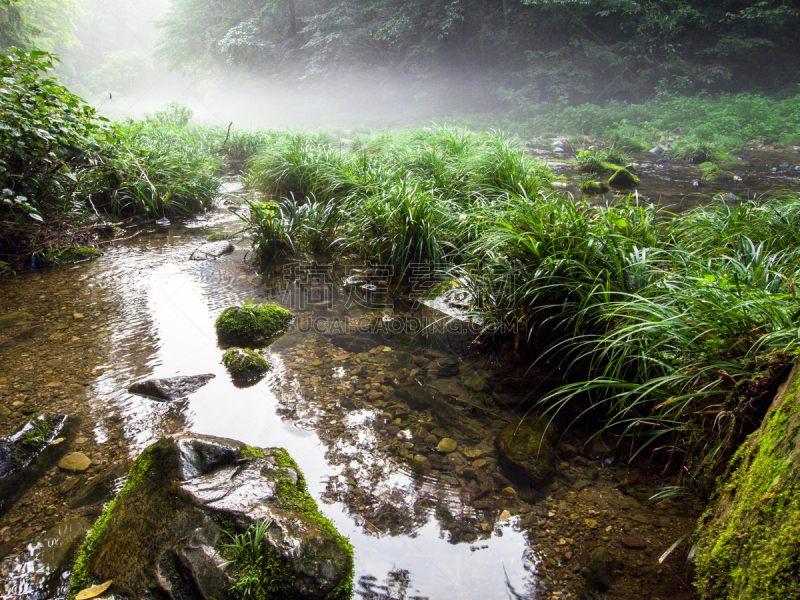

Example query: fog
[57,0,496,130]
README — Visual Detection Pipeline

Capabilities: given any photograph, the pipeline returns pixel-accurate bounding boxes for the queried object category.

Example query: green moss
[272,448,354,600]
[20,415,54,450]
[215,303,294,346]
[607,167,640,187]
[206,232,235,242]
[219,446,353,600]
[579,180,610,194]
[694,367,800,599]
[43,247,103,266]
[223,347,269,382]
[69,447,155,598]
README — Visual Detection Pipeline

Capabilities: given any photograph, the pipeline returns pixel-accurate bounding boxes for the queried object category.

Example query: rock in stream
[70,433,353,600]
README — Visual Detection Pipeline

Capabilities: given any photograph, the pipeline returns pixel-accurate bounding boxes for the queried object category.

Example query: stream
[1,145,799,600]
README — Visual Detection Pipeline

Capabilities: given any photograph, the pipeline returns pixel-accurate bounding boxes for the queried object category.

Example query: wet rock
[68,461,130,508]
[495,418,556,486]
[128,374,215,401]
[436,438,458,453]
[608,167,640,187]
[222,348,269,385]
[189,241,234,260]
[0,413,71,517]
[215,304,294,345]
[70,433,353,600]
[58,452,92,472]
[41,516,92,574]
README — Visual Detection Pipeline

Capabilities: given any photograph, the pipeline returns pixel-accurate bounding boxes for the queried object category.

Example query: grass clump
[215,300,294,345]
[243,127,552,278]
[457,191,800,495]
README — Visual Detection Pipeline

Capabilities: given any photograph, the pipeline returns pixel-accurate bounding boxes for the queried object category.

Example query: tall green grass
[243,126,800,494]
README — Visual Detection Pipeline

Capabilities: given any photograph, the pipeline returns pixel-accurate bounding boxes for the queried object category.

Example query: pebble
[436,438,458,453]
[58,452,92,472]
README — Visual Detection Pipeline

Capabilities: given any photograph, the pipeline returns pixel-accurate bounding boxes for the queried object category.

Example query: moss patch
[215,303,294,346]
[579,180,610,194]
[607,167,640,187]
[222,347,269,383]
[694,364,800,599]
[42,246,103,266]
[206,232,235,242]
[271,448,354,600]
[69,444,160,598]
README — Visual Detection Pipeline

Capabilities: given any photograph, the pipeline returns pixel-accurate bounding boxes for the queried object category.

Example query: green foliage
[456,192,800,495]
[0,48,110,223]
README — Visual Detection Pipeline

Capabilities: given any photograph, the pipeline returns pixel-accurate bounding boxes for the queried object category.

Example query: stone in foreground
[189,241,234,260]
[215,303,294,346]
[495,417,556,486]
[128,373,215,401]
[69,433,353,600]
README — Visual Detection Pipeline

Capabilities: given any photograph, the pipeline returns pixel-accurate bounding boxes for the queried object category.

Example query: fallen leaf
[73,313,84,319]
[75,580,113,600]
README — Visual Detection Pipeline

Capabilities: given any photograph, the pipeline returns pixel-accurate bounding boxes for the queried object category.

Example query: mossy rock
[494,417,556,486]
[607,168,640,187]
[215,303,294,346]
[579,180,610,194]
[69,434,353,600]
[206,232,235,242]
[223,348,269,383]
[694,363,800,599]
[40,247,102,266]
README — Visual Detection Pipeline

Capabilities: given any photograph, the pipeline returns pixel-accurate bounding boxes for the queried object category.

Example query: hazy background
[2,0,798,129]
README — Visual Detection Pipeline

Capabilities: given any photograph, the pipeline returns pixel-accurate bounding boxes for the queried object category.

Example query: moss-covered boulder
[495,417,556,486]
[694,363,800,599]
[69,433,353,600]
[579,180,610,194]
[39,247,102,267]
[607,168,640,187]
[223,348,269,384]
[215,303,294,346]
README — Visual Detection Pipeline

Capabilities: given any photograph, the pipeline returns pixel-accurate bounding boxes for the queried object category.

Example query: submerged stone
[128,374,215,401]
[215,304,294,346]
[579,180,610,194]
[495,418,556,486]
[58,452,92,472]
[436,438,458,454]
[69,433,353,600]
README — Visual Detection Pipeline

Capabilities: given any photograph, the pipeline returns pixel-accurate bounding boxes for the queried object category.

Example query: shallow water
[7,151,792,598]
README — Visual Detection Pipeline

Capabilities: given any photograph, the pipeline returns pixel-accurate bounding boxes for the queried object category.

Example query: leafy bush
[0,48,111,223]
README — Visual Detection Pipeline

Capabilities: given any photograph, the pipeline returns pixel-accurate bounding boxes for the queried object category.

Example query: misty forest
[1,1,800,599]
